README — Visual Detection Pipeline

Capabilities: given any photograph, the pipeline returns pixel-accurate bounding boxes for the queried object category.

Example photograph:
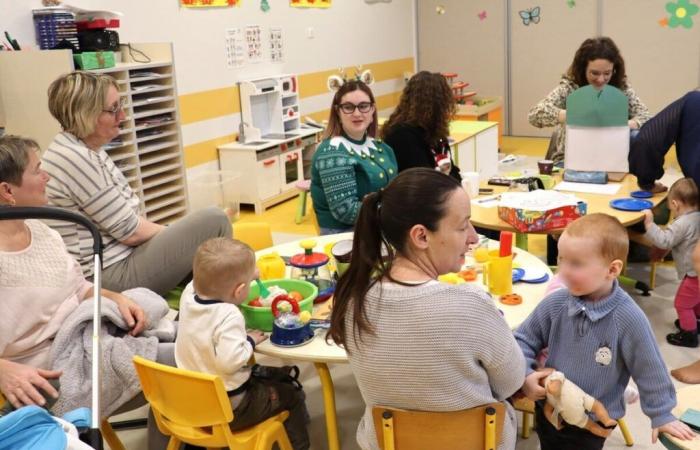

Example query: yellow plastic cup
[482,249,513,295]
[474,246,490,263]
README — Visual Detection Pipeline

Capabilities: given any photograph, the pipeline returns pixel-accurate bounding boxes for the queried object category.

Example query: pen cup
[482,249,513,295]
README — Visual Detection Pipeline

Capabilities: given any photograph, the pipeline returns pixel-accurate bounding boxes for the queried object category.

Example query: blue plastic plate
[630,190,653,199]
[512,268,525,282]
[521,267,549,282]
[609,198,654,212]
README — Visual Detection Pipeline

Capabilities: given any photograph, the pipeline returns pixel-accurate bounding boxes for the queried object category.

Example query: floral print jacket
[528,77,651,163]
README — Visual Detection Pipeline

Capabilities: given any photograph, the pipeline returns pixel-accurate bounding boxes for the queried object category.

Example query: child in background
[515,213,695,450]
[643,177,700,348]
[175,238,310,450]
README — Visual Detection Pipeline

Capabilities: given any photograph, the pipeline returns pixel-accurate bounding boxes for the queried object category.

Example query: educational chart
[181,0,239,7]
[290,0,332,8]
[269,27,284,62]
[225,27,245,68]
[245,25,263,63]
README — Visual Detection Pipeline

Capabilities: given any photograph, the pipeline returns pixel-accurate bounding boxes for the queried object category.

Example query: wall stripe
[183,133,237,168]
[178,56,413,125]
[183,88,404,169]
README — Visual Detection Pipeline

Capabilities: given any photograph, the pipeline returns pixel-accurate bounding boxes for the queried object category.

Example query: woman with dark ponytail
[329,168,525,450]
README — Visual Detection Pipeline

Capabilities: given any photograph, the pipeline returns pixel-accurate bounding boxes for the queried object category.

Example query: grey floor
[110,262,700,450]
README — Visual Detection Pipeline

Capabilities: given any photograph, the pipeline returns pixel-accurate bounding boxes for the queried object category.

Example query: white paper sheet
[565,125,629,173]
[554,181,621,195]
[498,190,582,211]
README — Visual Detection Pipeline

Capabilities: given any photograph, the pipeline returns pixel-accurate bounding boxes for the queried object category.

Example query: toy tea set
[244,238,352,347]
[437,231,549,306]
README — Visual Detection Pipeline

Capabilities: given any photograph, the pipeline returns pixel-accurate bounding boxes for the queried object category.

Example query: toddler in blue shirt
[515,213,695,449]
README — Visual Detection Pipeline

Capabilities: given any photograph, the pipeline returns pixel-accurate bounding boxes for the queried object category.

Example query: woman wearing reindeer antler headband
[310,70,398,235]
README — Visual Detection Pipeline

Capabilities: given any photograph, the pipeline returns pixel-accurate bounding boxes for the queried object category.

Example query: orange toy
[500,293,523,305]
[458,268,478,282]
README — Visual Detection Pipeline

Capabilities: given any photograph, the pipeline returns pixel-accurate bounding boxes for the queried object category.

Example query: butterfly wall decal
[519,6,541,25]
[478,10,487,20]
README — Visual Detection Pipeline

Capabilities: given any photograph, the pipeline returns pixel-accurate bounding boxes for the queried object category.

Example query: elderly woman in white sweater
[329,168,526,450]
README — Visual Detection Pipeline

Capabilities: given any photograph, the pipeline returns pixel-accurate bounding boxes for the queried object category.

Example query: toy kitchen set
[218,74,323,214]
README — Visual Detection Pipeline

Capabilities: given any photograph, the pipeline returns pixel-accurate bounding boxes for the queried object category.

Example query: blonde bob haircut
[48,71,118,139]
[193,238,255,299]
[563,213,629,263]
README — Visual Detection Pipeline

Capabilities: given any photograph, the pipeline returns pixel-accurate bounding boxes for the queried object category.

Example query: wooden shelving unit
[0,42,188,225]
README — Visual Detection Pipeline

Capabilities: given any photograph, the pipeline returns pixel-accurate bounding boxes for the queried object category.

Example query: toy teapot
[270,296,313,347]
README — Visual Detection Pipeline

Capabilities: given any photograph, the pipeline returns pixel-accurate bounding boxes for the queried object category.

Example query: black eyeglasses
[103,97,126,116]
[337,102,374,114]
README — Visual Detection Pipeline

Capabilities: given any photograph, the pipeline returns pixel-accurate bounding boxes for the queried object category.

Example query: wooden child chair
[372,403,504,450]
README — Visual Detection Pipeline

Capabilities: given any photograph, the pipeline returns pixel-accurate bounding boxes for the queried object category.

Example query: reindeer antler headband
[327,66,375,92]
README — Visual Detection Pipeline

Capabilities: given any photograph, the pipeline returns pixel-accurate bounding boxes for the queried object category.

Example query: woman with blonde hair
[43,71,231,294]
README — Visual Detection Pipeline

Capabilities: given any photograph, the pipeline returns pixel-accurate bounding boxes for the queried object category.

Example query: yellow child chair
[232,222,274,251]
[513,397,634,446]
[372,403,505,450]
[132,355,292,450]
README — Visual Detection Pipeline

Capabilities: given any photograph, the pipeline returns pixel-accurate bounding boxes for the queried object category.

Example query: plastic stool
[295,179,311,225]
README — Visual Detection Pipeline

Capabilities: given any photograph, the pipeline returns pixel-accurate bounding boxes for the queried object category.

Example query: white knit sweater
[343,280,525,450]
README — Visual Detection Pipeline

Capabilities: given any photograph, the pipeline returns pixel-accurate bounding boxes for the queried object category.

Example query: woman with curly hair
[381,71,461,181]
[529,36,650,164]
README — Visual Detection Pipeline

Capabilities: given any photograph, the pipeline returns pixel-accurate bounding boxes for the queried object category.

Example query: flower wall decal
[665,0,699,28]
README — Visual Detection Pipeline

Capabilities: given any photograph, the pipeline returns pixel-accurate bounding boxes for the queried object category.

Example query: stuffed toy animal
[542,370,618,437]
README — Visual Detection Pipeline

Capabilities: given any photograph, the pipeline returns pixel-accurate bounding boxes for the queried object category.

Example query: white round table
[254,232,553,450]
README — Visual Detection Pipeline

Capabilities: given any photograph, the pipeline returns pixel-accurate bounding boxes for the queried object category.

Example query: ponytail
[328,190,391,349]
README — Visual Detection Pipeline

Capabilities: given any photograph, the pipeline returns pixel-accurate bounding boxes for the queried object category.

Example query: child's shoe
[667,330,699,348]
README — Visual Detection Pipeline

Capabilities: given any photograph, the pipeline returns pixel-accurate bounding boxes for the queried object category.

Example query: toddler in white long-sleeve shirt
[175,238,309,450]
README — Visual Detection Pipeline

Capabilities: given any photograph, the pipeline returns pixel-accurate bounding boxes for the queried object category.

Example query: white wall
[0,0,415,95]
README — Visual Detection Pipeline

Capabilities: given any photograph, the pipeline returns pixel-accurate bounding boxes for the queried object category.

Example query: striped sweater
[343,280,525,450]
[310,135,397,229]
[514,281,677,428]
[43,132,141,277]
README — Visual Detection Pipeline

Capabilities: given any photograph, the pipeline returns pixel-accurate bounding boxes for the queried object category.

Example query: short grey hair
[0,135,40,185]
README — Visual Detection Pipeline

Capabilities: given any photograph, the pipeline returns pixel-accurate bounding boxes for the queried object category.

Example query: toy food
[458,268,478,282]
[542,371,618,437]
[499,293,522,305]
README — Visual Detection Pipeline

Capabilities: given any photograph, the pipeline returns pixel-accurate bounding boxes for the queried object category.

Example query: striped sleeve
[43,137,139,241]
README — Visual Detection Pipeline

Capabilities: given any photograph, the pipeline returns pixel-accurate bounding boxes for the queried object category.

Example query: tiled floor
[108,137,698,449]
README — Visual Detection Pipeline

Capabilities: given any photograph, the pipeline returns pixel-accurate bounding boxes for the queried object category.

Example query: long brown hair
[566,37,628,89]
[328,168,461,350]
[381,71,456,146]
[323,80,378,140]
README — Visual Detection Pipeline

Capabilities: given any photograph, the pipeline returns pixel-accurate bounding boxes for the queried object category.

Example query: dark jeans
[230,375,310,450]
[535,402,606,450]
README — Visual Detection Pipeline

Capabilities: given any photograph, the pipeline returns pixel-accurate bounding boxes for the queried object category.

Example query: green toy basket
[240,279,317,331]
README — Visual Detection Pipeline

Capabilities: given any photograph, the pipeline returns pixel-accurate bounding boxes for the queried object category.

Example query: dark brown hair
[323,80,378,140]
[669,177,699,209]
[381,71,456,146]
[566,37,628,89]
[328,168,461,349]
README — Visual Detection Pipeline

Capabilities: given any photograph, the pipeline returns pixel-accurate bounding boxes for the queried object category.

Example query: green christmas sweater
[310,134,397,229]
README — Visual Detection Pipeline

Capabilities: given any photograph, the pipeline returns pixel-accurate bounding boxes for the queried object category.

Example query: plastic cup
[538,160,554,175]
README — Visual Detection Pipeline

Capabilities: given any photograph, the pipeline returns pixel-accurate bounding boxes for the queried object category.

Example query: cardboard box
[497,191,587,232]
[73,51,115,70]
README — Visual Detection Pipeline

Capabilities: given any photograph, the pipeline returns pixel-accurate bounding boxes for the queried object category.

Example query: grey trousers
[101,207,232,295]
